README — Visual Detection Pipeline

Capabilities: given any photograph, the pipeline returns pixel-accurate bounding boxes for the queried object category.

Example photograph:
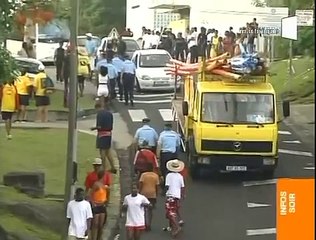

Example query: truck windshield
[201,93,275,124]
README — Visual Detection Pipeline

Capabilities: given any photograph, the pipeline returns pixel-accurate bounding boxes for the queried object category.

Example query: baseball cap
[142,118,150,123]
[38,64,45,71]
[86,33,93,37]
[92,158,102,165]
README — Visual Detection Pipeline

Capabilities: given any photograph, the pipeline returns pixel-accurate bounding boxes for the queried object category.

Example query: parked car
[97,36,140,60]
[131,49,180,92]
[13,56,46,81]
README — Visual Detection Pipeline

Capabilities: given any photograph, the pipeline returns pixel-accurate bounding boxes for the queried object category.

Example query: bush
[0,45,18,83]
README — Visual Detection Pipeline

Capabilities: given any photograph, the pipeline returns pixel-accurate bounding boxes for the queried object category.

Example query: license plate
[226,166,247,171]
[154,81,169,86]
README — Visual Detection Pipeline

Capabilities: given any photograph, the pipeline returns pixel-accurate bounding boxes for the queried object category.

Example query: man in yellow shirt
[78,47,91,97]
[33,65,51,122]
[1,79,18,139]
[14,68,33,122]
[210,30,219,58]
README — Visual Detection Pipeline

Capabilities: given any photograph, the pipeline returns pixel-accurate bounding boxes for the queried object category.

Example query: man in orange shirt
[1,79,18,140]
[139,163,160,231]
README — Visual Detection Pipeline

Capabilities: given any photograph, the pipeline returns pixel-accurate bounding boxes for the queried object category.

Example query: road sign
[108,28,119,39]
[259,7,289,36]
[295,10,314,26]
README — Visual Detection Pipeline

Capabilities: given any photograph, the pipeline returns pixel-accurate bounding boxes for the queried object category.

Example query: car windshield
[124,39,140,52]
[139,54,170,68]
[77,37,100,47]
[14,59,40,74]
[201,93,275,124]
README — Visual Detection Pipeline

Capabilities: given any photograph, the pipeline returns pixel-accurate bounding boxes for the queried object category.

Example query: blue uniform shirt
[96,59,107,70]
[112,57,124,73]
[158,130,181,153]
[85,40,97,56]
[134,125,158,147]
[122,60,136,74]
[106,63,118,79]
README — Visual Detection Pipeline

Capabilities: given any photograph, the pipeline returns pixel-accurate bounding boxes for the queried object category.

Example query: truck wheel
[188,137,201,180]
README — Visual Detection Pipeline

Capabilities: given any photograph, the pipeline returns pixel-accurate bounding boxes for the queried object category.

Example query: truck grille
[201,140,273,153]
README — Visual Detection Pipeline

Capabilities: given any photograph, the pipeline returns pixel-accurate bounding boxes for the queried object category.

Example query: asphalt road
[113,91,315,240]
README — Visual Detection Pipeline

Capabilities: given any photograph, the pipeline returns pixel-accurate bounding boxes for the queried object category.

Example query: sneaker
[7,135,12,140]
[179,220,184,226]
[162,227,172,232]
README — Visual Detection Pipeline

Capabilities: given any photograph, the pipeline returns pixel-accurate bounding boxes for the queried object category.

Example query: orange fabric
[277,178,314,240]
[139,172,159,199]
[91,186,107,204]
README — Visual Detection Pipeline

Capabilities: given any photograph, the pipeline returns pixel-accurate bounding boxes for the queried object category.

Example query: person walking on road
[112,54,124,101]
[134,140,160,178]
[0,78,18,140]
[85,158,112,199]
[156,122,181,185]
[14,68,32,122]
[78,47,91,97]
[122,184,151,240]
[85,33,98,81]
[54,41,65,83]
[139,163,160,231]
[134,118,158,152]
[104,56,118,101]
[66,188,93,240]
[122,56,136,106]
[91,102,117,174]
[96,66,110,109]
[163,159,186,236]
[90,170,109,240]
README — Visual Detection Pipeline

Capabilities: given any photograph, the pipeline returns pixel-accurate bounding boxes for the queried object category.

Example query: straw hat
[166,159,185,173]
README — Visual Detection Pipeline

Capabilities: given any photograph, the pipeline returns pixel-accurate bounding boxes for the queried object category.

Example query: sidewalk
[284,103,315,152]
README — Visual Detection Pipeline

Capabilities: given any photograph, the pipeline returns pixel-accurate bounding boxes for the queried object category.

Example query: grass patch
[269,57,315,103]
[0,128,98,195]
[28,90,96,111]
[0,209,59,240]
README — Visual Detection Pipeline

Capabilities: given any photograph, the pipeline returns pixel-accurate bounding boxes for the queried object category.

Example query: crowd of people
[65,99,186,239]
[140,18,259,63]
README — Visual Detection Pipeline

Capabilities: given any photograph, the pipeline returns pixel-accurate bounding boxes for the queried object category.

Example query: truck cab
[172,73,290,179]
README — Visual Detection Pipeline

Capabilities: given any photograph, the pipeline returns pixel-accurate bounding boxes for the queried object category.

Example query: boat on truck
[171,68,290,179]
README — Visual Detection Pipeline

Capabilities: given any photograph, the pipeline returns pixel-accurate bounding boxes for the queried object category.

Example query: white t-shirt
[188,32,198,48]
[67,200,93,238]
[165,172,185,199]
[207,33,214,43]
[142,34,152,49]
[123,194,150,227]
[151,35,160,47]
[99,75,109,84]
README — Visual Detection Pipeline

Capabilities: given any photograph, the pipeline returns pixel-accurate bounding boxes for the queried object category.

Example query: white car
[13,56,46,81]
[131,49,180,91]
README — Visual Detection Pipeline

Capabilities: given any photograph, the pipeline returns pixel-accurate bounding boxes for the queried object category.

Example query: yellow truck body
[172,73,290,178]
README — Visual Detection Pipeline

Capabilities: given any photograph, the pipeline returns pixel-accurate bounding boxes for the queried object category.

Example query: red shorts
[165,197,180,219]
[126,226,146,231]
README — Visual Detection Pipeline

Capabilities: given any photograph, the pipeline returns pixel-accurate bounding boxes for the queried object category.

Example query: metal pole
[271,36,274,63]
[288,39,293,81]
[62,0,79,239]
[173,66,178,100]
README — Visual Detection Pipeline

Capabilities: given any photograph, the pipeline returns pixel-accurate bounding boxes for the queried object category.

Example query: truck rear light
[263,158,275,165]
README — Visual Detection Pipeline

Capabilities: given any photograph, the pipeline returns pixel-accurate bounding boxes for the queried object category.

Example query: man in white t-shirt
[188,28,198,63]
[122,184,151,239]
[67,188,93,240]
[150,31,161,49]
[141,30,152,49]
[164,159,185,234]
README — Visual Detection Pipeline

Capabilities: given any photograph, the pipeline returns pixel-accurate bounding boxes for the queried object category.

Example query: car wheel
[135,78,142,92]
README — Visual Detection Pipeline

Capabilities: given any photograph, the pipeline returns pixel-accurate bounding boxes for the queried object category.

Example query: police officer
[112,54,124,101]
[134,118,158,153]
[105,56,118,100]
[122,56,136,106]
[156,122,181,181]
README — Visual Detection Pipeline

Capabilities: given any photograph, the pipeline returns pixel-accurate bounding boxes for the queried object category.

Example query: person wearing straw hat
[163,159,185,234]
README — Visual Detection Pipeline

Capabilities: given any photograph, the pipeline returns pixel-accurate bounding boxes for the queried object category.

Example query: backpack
[135,150,149,172]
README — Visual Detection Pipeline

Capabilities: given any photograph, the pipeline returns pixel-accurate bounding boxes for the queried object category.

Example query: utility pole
[288,0,294,83]
[62,0,79,239]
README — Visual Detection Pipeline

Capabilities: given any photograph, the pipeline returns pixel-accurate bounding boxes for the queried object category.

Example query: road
[113,91,315,240]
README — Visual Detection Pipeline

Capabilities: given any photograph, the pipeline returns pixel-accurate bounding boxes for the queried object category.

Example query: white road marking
[279,149,313,157]
[159,109,174,122]
[247,202,271,208]
[304,166,315,170]
[243,179,277,187]
[134,93,173,98]
[282,140,301,144]
[128,109,148,122]
[133,99,171,104]
[247,228,276,236]
[278,130,292,135]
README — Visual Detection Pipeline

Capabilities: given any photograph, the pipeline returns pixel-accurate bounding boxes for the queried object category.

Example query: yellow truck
[172,71,290,179]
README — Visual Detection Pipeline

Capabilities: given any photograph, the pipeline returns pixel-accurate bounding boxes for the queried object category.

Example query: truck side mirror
[282,101,290,118]
[182,101,188,116]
